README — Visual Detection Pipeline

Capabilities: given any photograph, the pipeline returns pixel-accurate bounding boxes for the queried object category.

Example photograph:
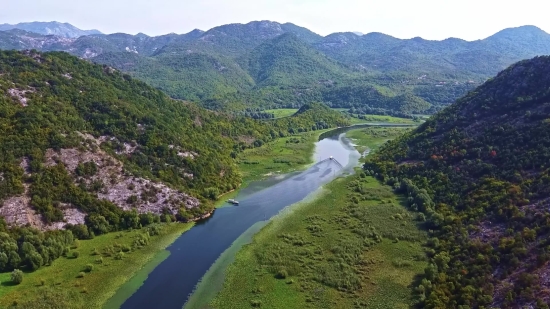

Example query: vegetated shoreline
[102,223,195,309]
[0,222,194,308]
[105,128,337,307]
[215,128,334,210]
[209,126,425,308]
[184,186,330,309]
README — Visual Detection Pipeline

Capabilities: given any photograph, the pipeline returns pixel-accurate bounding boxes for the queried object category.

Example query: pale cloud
[1,0,548,40]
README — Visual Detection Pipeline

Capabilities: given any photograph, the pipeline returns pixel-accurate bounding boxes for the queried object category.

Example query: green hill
[241,33,348,86]
[93,51,255,101]
[365,56,550,308]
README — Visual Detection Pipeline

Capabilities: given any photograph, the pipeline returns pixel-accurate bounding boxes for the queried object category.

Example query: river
[119,125,403,309]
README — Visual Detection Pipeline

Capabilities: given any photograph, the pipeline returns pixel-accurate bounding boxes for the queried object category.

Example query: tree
[11,269,23,284]
[27,252,44,271]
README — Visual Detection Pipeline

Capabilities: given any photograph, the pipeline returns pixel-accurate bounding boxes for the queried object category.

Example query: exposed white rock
[7,88,34,106]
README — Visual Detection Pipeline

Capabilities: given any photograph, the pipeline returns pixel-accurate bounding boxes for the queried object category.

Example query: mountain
[93,51,255,101]
[152,20,321,58]
[315,25,550,78]
[241,33,347,86]
[365,56,550,308]
[1,21,549,113]
[0,21,101,38]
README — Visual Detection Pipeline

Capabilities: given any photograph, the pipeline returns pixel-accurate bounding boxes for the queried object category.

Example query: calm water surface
[121,129,363,309]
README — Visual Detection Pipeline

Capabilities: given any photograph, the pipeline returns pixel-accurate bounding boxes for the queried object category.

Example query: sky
[1,0,549,40]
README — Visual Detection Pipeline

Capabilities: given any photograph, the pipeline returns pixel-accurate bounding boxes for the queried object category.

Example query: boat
[227,199,239,205]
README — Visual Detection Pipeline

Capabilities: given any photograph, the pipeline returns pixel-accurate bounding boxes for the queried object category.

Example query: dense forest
[365,56,550,308]
[0,50,348,274]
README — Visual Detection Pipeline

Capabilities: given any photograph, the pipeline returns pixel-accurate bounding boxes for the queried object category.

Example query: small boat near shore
[227,199,239,205]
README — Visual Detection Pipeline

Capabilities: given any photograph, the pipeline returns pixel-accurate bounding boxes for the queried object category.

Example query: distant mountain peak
[0,21,102,38]
[486,25,549,40]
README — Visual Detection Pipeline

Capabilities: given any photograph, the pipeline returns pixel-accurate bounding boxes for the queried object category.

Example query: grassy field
[264,109,298,118]
[348,114,419,125]
[346,127,413,154]
[0,222,194,308]
[210,175,427,309]
[237,130,328,184]
[209,127,426,309]
[263,108,419,125]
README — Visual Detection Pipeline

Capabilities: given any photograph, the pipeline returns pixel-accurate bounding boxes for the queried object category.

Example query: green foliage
[75,162,98,177]
[211,175,427,309]
[365,56,550,308]
[10,269,23,284]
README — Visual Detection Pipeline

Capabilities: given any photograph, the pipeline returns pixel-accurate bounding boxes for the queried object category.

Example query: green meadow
[210,175,427,309]
[207,126,426,309]
[264,109,299,118]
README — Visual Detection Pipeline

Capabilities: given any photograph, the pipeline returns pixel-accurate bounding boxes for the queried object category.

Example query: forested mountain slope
[0,50,347,228]
[365,56,550,308]
[240,33,347,86]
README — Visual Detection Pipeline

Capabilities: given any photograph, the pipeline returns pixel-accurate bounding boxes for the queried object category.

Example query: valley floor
[0,123,416,309]
[207,127,427,309]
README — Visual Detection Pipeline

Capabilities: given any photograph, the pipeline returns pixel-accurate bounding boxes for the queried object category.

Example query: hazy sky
[2,0,548,40]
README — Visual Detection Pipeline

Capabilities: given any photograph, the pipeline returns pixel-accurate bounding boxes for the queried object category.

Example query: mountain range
[0,21,102,38]
[1,21,550,114]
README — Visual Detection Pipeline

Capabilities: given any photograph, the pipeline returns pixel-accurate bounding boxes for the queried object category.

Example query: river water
[120,126,396,309]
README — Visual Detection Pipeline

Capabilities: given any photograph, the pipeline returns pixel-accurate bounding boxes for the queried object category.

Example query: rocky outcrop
[44,133,200,216]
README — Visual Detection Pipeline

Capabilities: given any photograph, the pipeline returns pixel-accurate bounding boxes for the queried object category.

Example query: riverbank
[0,222,194,308]
[208,127,426,308]
[214,130,330,209]
[236,130,329,184]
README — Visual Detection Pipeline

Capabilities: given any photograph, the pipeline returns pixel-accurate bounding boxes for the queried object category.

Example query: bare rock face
[0,184,85,230]
[45,133,200,216]
[0,184,37,227]
[0,133,200,231]
[7,88,34,106]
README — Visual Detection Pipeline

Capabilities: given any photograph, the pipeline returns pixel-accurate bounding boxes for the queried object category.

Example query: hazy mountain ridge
[0,21,102,38]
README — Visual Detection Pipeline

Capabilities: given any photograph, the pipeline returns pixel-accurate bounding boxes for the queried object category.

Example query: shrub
[72,251,80,258]
[126,195,138,204]
[11,269,23,284]
[77,272,85,278]
[276,269,288,279]
[84,264,94,272]
[250,300,262,307]
[72,240,80,249]
[114,252,124,260]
